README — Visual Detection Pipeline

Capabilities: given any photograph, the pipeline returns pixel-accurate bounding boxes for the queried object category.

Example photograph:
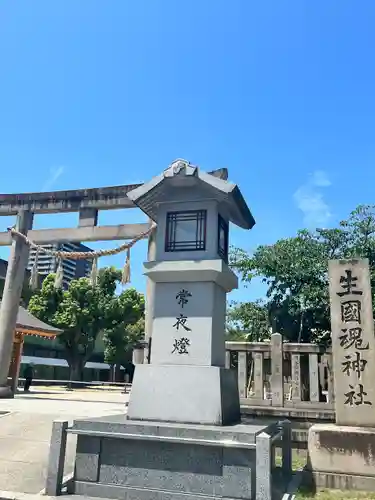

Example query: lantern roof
[127,159,255,230]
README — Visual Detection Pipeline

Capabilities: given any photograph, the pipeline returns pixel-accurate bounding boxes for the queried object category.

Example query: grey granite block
[255,432,271,500]
[69,419,289,500]
[281,420,292,478]
[126,364,241,425]
[305,470,375,492]
[74,481,244,500]
[75,435,101,482]
[71,414,274,444]
[98,437,226,496]
[222,448,253,499]
[45,419,68,496]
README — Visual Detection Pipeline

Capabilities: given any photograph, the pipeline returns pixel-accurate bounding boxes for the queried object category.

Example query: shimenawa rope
[8,223,156,289]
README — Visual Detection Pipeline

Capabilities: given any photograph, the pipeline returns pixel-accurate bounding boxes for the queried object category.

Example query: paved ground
[0,388,127,494]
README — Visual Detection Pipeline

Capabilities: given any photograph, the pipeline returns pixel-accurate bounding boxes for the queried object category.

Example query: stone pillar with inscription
[329,259,375,426]
[126,159,256,425]
[307,258,375,491]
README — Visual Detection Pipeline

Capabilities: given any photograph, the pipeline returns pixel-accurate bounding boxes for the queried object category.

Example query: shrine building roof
[0,300,63,338]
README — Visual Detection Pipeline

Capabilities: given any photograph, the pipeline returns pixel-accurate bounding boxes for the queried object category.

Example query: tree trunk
[64,338,97,389]
[297,309,305,343]
[109,365,115,382]
[115,363,121,382]
[67,358,84,389]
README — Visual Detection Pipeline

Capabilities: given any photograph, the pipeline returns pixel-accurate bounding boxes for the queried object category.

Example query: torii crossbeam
[0,182,152,398]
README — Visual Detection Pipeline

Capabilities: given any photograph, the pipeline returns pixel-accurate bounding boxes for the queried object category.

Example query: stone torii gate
[0,182,152,398]
[0,160,227,398]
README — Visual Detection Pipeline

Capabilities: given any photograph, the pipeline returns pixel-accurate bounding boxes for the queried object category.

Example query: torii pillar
[0,210,33,398]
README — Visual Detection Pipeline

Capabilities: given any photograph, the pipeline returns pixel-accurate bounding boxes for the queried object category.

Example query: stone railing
[226,333,334,411]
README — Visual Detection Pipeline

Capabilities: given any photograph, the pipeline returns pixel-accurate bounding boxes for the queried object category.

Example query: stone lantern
[126,159,255,425]
[60,160,293,500]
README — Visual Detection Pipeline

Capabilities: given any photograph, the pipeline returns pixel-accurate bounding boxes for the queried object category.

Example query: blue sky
[1,1,375,304]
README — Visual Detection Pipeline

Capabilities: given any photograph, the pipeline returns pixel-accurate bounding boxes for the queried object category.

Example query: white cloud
[310,170,331,187]
[42,166,65,191]
[293,170,332,228]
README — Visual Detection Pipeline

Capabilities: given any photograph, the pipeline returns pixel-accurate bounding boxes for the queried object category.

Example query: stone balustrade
[226,333,334,411]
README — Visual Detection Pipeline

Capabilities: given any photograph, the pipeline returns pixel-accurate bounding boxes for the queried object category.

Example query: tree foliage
[230,205,375,344]
[28,267,144,380]
[226,300,270,341]
[103,290,145,367]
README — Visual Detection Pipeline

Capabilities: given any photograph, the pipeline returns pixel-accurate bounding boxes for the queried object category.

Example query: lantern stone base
[126,364,240,426]
[0,385,13,398]
[68,415,290,500]
[306,423,375,491]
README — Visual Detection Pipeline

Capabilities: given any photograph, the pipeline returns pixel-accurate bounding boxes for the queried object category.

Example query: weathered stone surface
[144,220,156,363]
[328,258,375,426]
[75,435,101,482]
[70,417,277,500]
[79,208,98,227]
[270,333,283,407]
[0,184,140,215]
[72,414,272,442]
[0,223,149,246]
[309,354,320,402]
[307,423,375,480]
[291,354,301,401]
[0,210,33,396]
[253,352,264,399]
[0,168,229,216]
[304,470,375,492]
[45,420,68,496]
[238,351,248,398]
[255,432,271,500]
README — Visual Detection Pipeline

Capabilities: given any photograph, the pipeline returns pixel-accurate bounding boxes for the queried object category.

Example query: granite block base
[69,415,283,500]
[307,423,375,491]
[127,364,241,425]
[73,482,249,500]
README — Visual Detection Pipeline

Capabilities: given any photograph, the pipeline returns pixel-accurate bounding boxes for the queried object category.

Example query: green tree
[230,205,375,343]
[103,290,145,370]
[226,300,270,341]
[28,267,144,381]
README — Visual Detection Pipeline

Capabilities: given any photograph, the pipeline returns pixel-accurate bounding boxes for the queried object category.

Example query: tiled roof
[0,299,62,335]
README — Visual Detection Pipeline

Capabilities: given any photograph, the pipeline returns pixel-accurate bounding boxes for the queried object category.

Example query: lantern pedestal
[127,364,240,425]
[70,415,283,500]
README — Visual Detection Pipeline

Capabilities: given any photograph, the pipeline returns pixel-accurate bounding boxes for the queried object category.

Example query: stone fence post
[270,333,284,407]
[256,431,272,499]
[45,419,68,496]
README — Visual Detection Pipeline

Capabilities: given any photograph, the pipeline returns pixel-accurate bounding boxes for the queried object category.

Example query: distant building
[27,242,93,288]
[0,258,7,298]
[0,258,7,282]
[1,256,122,383]
[0,258,31,299]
